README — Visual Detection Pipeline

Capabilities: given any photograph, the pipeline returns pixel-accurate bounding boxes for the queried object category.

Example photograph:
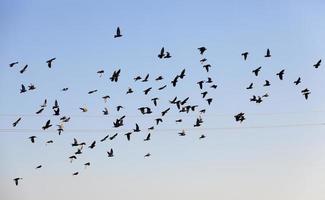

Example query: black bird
[164,52,171,58]
[124,132,132,141]
[28,84,36,90]
[169,96,178,104]
[155,118,163,125]
[110,69,121,82]
[42,120,52,130]
[199,134,206,139]
[264,49,271,57]
[241,52,249,60]
[103,107,109,115]
[142,74,149,82]
[109,133,118,140]
[180,97,189,105]
[246,83,253,90]
[20,65,28,74]
[13,178,22,186]
[88,90,98,94]
[155,76,163,81]
[102,95,110,103]
[46,58,56,68]
[198,47,207,55]
[52,100,59,109]
[256,96,263,103]
[143,87,152,95]
[276,69,285,80]
[138,107,152,114]
[262,93,269,98]
[197,81,204,89]
[133,123,140,132]
[84,162,90,168]
[161,108,170,116]
[144,133,151,141]
[88,141,96,149]
[250,95,257,102]
[57,124,64,135]
[179,69,186,79]
[194,118,202,127]
[158,47,165,59]
[97,70,104,77]
[206,98,213,105]
[203,64,211,72]
[210,84,217,89]
[148,126,154,131]
[200,58,207,63]
[80,107,88,112]
[72,172,79,176]
[263,80,271,86]
[107,148,114,157]
[9,62,19,67]
[71,138,79,147]
[176,119,182,123]
[116,105,124,111]
[114,27,122,38]
[313,59,321,68]
[20,84,27,93]
[201,91,208,98]
[28,136,36,143]
[13,117,22,127]
[144,153,151,158]
[294,77,301,85]
[53,107,60,116]
[62,87,69,91]
[41,99,47,108]
[151,98,159,106]
[46,140,53,144]
[100,134,109,142]
[171,75,179,87]
[158,85,167,90]
[206,77,213,83]
[178,130,186,136]
[69,155,77,162]
[134,76,142,81]
[252,67,262,76]
[234,112,246,123]
[35,165,42,169]
[301,88,311,100]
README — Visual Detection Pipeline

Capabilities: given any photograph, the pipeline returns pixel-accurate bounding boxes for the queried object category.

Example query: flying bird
[9,62,19,67]
[28,136,37,143]
[246,83,253,90]
[241,52,249,60]
[144,133,151,141]
[114,27,122,38]
[263,80,271,86]
[264,49,271,57]
[20,84,27,93]
[100,135,109,142]
[294,77,301,85]
[46,58,56,68]
[13,178,22,186]
[42,120,52,130]
[158,47,165,59]
[313,59,321,68]
[107,148,114,157]
[252,67,262,76]
[110,69,121,82]
[13,117,22,127]
[276,69,285,80]
[20,65,28,74]
[198,47,207,55]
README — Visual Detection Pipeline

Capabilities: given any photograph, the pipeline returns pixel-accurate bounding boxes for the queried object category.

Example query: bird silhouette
[176,119,182,123]
[20,84,27,93]
[20,65,28,74]
[13,178,22,186]
[13,117,22,127]
[46,58,56,68]
[199,134,206,139]
[158,47,165,59]
[294,77,301,85]
[142,74,149,82]
[57,124,64,135]
[178,130,186,136]
[53,107,60,116]
[97,70,104,77]
[88,90,98,94]
[62,87,69,91]
[263,80,271,86]
[203,64,211,72]
[210,84,217,89]
[264,49,271,57]
[144,153,151,157]
[28,136,37,143]
[164,52,171,58]
[28,84,36,90]
[100,134,109,142]
[134,76,142,81]
[72,172,79,176]
[133,123,140,132]
[155,76,163,81]
[234,112,246,123]
[241,52,249,60]
[158,85,167,90]
[198,47,207,55]
[9,62,19,67]
[88,141,96,149]
[301,88,311,100]
[52,100,59,109]
[144,133,151,141]
[42,120,52,130]
[179,69,186,79]
[151,98,159,106]
[102,95,110,103]
[206,77,213,83]
[200,58,207,63]
[116,105,124,111]
[109,133,118,140]
[114,27,122,38]
[155,118,163,125]
[35,165,42,169]
[161,108,170,116]
[110,69,121,82]
[206,98,213,105]
[197,80,204,89]
[252,67,262,76]
[126,87,133,94]
[103,107,109,115]
[276,69,285,80]
[246,83,253,90]
[313,59,321,68]
[107,148,114,157]
[84,162,90,168]
[143,87,152,95]
[80,107,88,112]
[201,91,208,98]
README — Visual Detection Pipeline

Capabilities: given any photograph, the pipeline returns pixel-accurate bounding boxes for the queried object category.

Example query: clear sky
[1,0,325,199]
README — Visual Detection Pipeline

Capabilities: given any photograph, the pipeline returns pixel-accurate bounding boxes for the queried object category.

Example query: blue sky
[1,0,325,199]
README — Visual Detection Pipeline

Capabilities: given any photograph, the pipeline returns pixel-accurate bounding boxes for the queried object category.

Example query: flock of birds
[7,27,322,186]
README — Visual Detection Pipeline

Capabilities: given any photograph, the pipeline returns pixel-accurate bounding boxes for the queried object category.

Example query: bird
[97,70,104,77]
[264,49,271,57]
[164,52,171,58]
[116,105,123,111]
[158,47,165,59]
[142,74,149,82]
[62,87,69,91]
[80,107,88,112]
[88,90,98,94]
[263,80,271,86]
[151,98,159,106]
[41,99,47,108]
[126,87,133,94]
[28,136,37,143]
[197,80,204,89]
[71,138,79,147]
[175,119,182,123]
[148,126,154,131]
[138,107,152,114]
[134,76,142,81]
[171,75,179,87]
[88,141,96,149]
[203,64,211,72]
[201,91,208,98]
[301,88,311,100]
[179,69,186,79]
[19,65,28,74]
[246,83,253,89]
[206,98,213,105]
[84,162,91,168]
[144,153,151,158]
[178,130,186,136]
[199,134,206,139]
[13,178,22,186]
[9,61,19,67]
[46,140,53,144]
[158,85,167,90]
[35,165,42,169]
[252,67,262,76]
[109,133,118,140]
[198,47,207,55]
[234,112,246,123]
[28,84,36,90]
[206,77,213,83]
[155,118,163,125]
[241,52,249,60]
[107,148,114,157]
[103,107,109,115]
[53,107,60,116]
[133,123,140,132]
[144,133,151,141]
[276,69,285,80]
[155,76,163,81]
[114,27,122,38]
[52,100,59,109]
[100,135,109,142]
[161,108,170,116]
[46,58,56,68]
[72,172,79,176]
[42,120,52,130]
[110,69,121,82]
[20,84,27,93]
[313,59,321,68]
[143,87,152,95]
[13,117,22,127]
[210,84,217,89]
[294,77,301,85]
[102,95,110,103]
